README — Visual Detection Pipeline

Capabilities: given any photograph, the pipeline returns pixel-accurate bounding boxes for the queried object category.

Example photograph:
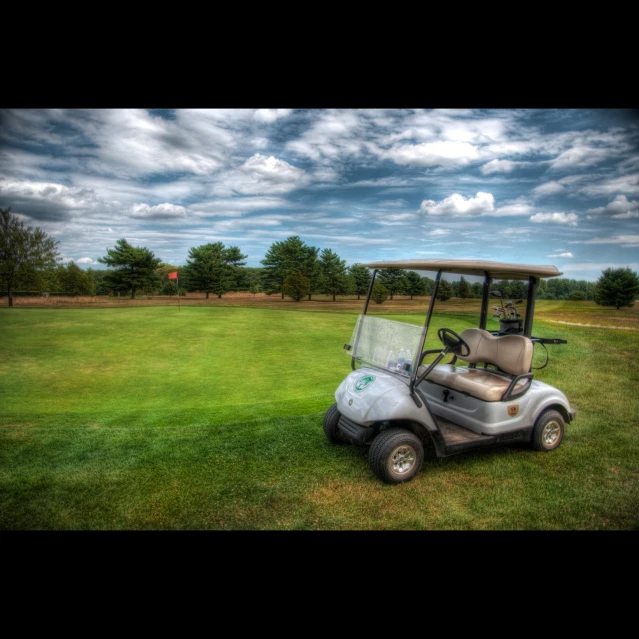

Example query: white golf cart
[323,260,575,484]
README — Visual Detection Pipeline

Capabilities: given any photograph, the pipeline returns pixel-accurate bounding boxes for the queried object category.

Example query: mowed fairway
[1,305,638,530]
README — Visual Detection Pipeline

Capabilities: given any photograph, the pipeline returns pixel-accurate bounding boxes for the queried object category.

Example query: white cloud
[385,140,479,167]
[76,257,99,264]
[576,172,639,197]
[549,145,611,170]
[480,159,521,174]
[419,192,494,217]
[252,109,292,123]
[532,181,565,198]
[130,203,187,219]
[586,194,639,219]
[485,199,534,217]
[547,252,574,258]
[211,154,310,196]
[584,235,639,247]
[529,212,578,226]
[251,137,269,149]
[286,111,364,161]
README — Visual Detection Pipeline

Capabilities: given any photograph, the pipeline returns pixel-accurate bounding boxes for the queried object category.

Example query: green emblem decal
[354,375,376,391]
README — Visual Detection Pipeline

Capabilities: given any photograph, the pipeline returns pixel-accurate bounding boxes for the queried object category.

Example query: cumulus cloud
[419,192,494,217]
[130,203,187,219]
[547,252,574,258]
[485,199,534,217]
[529,212,578,226]
[585,194,639,219]
[385,140,479,167]
[76,257,99,264]
[0,179,99,221]
[212,154,310,196]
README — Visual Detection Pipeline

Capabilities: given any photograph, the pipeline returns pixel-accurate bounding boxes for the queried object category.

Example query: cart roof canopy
[363,259,563,280]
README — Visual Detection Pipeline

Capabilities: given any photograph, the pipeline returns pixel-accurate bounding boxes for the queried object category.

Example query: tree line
[1,207,638,309]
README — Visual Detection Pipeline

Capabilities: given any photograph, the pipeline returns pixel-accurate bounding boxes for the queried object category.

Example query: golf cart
[323,260,575,484]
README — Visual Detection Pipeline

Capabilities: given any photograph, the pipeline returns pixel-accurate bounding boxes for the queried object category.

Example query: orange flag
[168,271,178,280]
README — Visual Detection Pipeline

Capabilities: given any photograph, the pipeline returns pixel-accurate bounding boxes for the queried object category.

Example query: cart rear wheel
[323,403,348,444]
[369,428,424,483]
[531,409,564,451]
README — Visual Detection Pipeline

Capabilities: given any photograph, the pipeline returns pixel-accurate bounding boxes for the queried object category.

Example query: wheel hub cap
[391,445,416,474]
[543,420,560,445]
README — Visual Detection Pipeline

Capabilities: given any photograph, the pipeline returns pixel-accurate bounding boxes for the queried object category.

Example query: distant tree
[594,267,639,309]
[422,276,435,296]
[471,282,483,298]
[184,242,246,299]
[371,283,389,304]
[404,271,426,299]
[261,236,318,299]
[98,239,162,300]
[245,271,262,296]
[282,271,310,301]
[567,290,587,301]
[319,248,349,301]
[457,276,471,299]
[348,264,372,299]
[509,280,527,300]
[161,280,179,296]
[0,206,60,307]
[378,268,406,300]
[436,280,453,302]
[58,261,94,296]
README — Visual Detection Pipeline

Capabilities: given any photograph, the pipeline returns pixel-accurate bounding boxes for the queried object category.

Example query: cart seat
[418,329,533,402]
[421,364,530,401]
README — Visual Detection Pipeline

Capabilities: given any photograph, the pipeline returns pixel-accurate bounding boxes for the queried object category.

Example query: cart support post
[479,272,492,330]
[524,276,539,337]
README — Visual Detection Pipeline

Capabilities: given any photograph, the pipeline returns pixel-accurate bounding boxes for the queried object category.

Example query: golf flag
[168,271,178,280]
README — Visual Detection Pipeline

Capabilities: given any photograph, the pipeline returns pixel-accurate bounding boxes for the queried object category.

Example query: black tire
[531,409,564,451]
[369,428,424,483]
[323,403,348,444]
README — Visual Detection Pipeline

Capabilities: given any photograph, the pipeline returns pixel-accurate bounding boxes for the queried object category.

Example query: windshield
[348,314,424,376]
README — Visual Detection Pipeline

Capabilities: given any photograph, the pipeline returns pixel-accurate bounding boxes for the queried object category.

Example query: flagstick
[177,274,180,312]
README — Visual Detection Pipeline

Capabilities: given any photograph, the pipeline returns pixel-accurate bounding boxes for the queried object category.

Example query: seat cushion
[418,364,529,402]
[458,328,533,376]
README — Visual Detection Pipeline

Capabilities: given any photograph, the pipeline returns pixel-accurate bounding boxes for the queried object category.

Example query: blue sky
[1,108,637,281]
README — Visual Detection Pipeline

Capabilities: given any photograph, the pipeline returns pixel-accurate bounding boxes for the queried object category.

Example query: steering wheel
[437,328,470,357]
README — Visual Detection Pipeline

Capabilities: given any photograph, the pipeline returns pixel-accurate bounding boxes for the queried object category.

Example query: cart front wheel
[531,409,564,451]
[323,403,348,444]
[369,428,424,483]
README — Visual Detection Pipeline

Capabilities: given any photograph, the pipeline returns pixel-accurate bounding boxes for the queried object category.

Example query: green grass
[1,305,638,530]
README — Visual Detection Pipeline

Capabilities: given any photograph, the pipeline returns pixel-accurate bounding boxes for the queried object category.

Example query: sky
[1,108,638,281]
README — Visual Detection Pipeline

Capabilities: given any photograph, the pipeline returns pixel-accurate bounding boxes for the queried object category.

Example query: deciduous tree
[0,207,60,307]
[282,271,310,301]
[594,267,639,309]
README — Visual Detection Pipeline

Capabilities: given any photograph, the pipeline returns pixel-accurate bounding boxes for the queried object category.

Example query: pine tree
[319,248,348,301]
[98,239,162,300]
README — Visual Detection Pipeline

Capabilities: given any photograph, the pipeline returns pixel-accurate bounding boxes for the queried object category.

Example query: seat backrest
[458,328,533,376]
